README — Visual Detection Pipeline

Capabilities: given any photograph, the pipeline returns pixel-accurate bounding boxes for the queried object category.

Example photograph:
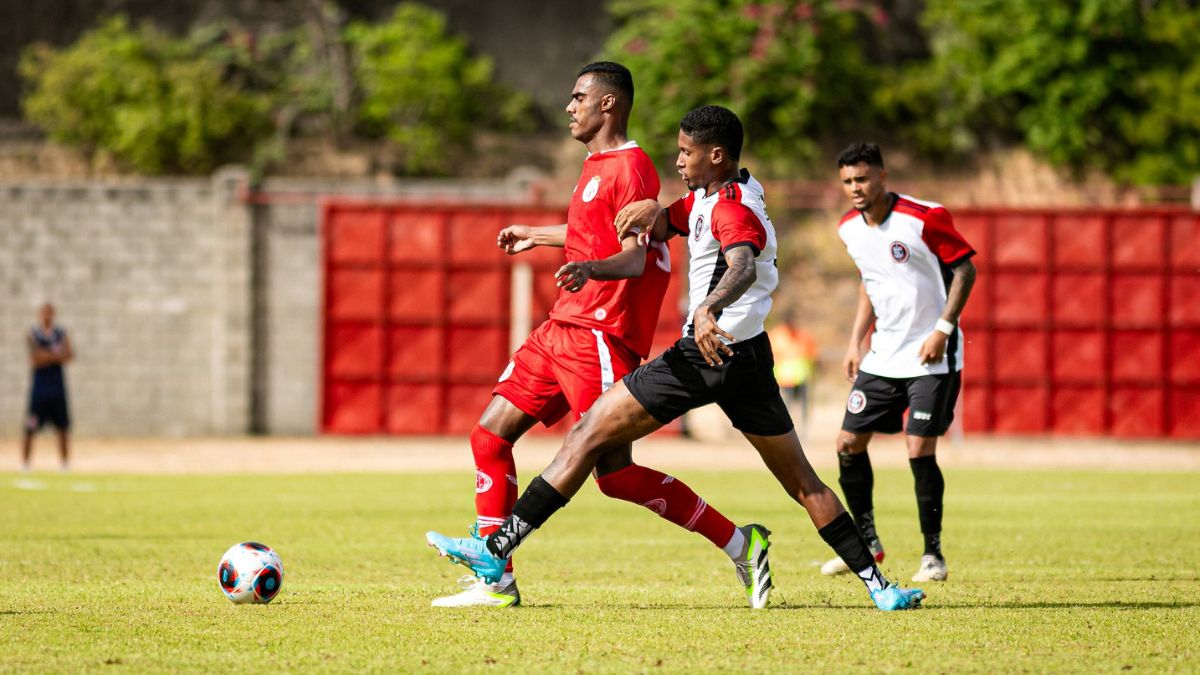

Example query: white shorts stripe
[592,329,615,393]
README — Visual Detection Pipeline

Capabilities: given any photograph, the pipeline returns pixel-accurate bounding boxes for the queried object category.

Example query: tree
[19,16,273,174]
[886,0,1200,184]
[602,0,879,174]
[345,3,533,175]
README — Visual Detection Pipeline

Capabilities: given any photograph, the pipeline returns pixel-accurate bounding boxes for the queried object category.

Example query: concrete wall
[0,175,246,436]
[0,172,531,437]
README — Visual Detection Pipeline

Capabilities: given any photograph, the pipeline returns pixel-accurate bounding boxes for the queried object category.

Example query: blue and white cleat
[426,530,509,584]
[871,583,925,610]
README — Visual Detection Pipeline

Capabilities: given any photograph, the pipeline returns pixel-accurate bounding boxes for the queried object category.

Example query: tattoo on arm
[700,246,757,313]
[942,259,977,323]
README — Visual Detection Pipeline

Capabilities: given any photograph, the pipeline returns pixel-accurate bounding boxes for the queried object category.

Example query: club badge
[847,389,867,414]
[582,175,601,202]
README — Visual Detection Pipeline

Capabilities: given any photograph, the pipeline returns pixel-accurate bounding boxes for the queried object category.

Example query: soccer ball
[217,542,284,604]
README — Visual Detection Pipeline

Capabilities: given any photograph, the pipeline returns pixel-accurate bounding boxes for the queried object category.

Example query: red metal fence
[320,200,684,435]
[322,200,1200,439]
[956,209,1200,438]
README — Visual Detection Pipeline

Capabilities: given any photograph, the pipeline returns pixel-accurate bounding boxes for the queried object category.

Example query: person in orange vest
[769,312,818,441]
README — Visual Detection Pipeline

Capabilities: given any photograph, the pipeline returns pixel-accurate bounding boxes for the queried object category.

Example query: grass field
[2,467,1197,673]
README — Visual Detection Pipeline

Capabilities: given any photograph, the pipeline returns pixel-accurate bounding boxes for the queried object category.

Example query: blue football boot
[426,529,508,584]
[870,583,925,610]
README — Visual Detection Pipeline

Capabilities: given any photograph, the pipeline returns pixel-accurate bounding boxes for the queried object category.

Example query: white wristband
[934,319,956,336]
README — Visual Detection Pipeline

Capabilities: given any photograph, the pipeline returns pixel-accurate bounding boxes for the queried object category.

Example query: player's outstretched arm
[615,199,671,244]
[918,258,977,364]
[693,245,756,366]
[497,223,567,255]
[555,235,646,292]
[844,283,875,381]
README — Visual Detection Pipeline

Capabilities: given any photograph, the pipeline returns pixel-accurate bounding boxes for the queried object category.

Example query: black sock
[818,512,888,592]
[910,455,944,559]
[838,451,878,543]
[485,475,569,559]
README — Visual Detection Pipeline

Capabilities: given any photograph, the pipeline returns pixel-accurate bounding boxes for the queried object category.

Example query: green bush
[19,6,534,177]
[345,3,533,175]
[884,0,1200,184]
[603,0,876,173]
[19,16,273,174]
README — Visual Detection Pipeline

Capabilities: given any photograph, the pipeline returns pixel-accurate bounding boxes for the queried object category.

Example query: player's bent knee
[835,432,868,455]
[563,420,612,462]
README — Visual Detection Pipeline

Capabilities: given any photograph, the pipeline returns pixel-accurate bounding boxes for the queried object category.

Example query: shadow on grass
[926,600,1199,610]
[510,600,1199,611]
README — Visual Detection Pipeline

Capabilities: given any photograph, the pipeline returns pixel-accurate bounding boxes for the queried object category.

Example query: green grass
[1,467,1197,673]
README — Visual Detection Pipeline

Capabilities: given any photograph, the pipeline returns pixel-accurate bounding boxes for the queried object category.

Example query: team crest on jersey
[890,241,910,263]
[847,389,867,414]
[582,176,601,202]
[693,214,705,241]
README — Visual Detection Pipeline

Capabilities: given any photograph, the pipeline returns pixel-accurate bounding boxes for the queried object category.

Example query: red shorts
[494,320,641,426]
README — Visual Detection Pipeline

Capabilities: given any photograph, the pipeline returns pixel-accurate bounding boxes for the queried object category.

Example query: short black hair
[577,61,634,103]
[837,142,884,169]
[679,105,743,160]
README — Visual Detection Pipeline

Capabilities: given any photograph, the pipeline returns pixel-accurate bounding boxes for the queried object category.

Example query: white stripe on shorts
[592,329,615,392]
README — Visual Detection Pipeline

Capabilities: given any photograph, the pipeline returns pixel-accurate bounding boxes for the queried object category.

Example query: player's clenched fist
[555,261,593,292]
[498,225,536,255]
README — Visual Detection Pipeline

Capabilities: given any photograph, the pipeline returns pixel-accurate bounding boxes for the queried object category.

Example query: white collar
[587,140,640,157]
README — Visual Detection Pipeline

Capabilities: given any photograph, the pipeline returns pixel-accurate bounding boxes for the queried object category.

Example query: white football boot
[911,554,949,582]
[431,574,520,608]
[731,524,772,609]
[820,538,885,576]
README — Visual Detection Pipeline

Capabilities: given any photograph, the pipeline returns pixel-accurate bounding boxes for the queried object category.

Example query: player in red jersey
[431,64,750,608]
[428,106,926,612]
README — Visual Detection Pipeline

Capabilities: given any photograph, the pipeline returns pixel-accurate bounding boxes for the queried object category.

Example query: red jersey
[548,141,671,359]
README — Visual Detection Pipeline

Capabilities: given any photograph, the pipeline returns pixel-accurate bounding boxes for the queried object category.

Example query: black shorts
[624,332,794,436]
[841,371,960,437]
[27,393,70,432]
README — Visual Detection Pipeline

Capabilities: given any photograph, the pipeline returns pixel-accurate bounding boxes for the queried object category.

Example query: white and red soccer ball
[218,542,284,604]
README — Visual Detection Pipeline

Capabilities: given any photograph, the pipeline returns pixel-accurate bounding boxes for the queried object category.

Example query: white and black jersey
[665,169,778,344]
[620,169,793,437]
[838,194,975,378]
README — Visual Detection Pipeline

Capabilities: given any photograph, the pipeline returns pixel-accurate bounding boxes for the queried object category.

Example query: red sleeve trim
[838,209,859,227]
[919,206,975,265]
[666,193,693,234]
[894,196,932,217]
[721,241,762,257]
[711,201,766,253]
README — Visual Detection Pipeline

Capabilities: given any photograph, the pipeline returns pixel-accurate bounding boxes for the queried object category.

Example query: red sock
[595,464,736,548]
[471,425,517,573]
